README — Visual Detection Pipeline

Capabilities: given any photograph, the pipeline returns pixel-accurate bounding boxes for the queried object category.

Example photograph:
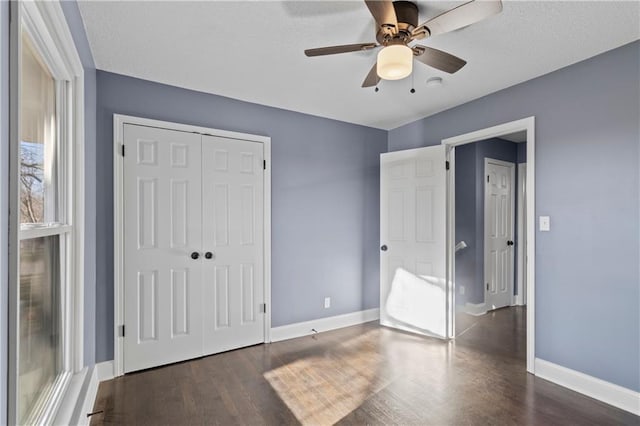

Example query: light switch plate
[324,297,331,309]
[540,216,550,231]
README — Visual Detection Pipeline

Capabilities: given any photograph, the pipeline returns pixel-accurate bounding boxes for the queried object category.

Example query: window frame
[8,1,85,424]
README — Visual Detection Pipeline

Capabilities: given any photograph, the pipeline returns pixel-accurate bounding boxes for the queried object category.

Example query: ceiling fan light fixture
[377,45,413,80]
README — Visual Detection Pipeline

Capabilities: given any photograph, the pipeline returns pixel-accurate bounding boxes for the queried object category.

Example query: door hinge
[487,175,490,183]
[445,161,450,170]
[486,283,489,291]
[259,303,267,313]
[121,144,125,157]
[118,324,125,337]
[263,160,266,170]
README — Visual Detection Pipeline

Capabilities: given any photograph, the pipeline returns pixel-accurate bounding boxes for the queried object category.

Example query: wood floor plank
[91,307,639,425]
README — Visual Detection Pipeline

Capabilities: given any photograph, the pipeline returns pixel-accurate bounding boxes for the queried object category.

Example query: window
[20,33,57,225]
[9,2,84,424]
[17,29,67,424]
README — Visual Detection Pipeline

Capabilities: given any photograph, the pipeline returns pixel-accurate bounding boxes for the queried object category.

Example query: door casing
[442,116,536,374]
[113,114,272,377]
[516,163,527,306]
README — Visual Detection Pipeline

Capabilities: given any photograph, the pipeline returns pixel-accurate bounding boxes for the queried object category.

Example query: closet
[122,123,265,373]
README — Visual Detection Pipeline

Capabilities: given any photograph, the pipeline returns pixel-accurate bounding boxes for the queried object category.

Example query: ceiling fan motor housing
[303,0,503,87]
[377,1,419,45]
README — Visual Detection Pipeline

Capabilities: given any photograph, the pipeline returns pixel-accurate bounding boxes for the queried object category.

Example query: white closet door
[201,136,265,354]
[123,124,203,373]
[380,145,449,338]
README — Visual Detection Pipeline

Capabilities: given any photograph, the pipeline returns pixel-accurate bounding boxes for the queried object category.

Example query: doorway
[443,117,535,373]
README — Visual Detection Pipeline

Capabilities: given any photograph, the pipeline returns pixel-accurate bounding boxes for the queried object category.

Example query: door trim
[112,114,272,377]
[515,163,527,306]
[442,116,536,374]
[483,158,516,310]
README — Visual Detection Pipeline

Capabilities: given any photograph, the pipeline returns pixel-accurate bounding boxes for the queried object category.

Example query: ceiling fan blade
[413,45,467,74]
[304,43,377,57]
[364,0,398,33]
[362,63,380,88]
[414,0,502,38]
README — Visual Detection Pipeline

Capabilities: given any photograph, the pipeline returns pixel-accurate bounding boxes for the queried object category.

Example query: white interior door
[123,124,203,372]
[201,135,265,354]
[380,145,450,338]
[484,158,515,310]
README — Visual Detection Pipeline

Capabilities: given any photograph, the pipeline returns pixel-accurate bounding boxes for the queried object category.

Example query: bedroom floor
[90,306,637,425]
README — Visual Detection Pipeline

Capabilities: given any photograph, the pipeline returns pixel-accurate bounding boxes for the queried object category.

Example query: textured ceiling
[78,1,640,130]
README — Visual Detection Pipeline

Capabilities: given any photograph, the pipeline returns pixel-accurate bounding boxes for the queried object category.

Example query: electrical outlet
[459,285,465,295]
[324,297,331,309]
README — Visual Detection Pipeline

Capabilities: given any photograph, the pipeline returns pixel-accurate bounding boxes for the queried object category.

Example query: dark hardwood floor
[90,307,638,425]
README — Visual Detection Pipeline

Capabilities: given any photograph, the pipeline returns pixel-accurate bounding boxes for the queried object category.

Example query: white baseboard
[535,358,640,416]
[53,368,88,425]
[464,302,487,316]
[52,363,103,426]
[96,360,114,382]
[63,361,115,425]
[71,366,99,425]
[270,308,379,343]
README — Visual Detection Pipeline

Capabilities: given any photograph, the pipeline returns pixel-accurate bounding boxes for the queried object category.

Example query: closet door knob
[381,245,388,251]
[190,252,200,260]
[205,252,214,260]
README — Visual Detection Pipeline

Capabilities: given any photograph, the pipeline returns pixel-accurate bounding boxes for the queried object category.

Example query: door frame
[516,163,527,306]
[442,116,536,374]
[112,114,272,377]
[483,158,516,309]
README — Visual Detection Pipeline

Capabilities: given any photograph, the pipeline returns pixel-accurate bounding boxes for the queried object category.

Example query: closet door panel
[201,136,265,354]
[123,124,203,373]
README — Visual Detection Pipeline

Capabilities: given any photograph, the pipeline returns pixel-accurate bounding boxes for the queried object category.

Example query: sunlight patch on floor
[264,331,385,425]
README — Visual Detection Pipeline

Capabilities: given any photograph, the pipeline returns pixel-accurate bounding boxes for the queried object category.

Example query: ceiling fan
[304,0,503,88]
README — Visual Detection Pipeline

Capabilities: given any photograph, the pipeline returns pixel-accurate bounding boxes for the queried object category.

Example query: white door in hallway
[201,135,265,354]
[484,158,515,310]
[380,145,450,338]
[123,124,203,372]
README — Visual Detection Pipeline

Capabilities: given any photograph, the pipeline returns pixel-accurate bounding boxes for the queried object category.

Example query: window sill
[52,366,97,426]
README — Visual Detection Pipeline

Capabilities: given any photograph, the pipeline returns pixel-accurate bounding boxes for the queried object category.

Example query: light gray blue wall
[517,141,527,163]
[95,71,387,362]
[59,1,94,69]
[60,0,97,368]
[454,142,476,305]
[82,69,96,366]
[389,40,640,392]
[1,1,9,422]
